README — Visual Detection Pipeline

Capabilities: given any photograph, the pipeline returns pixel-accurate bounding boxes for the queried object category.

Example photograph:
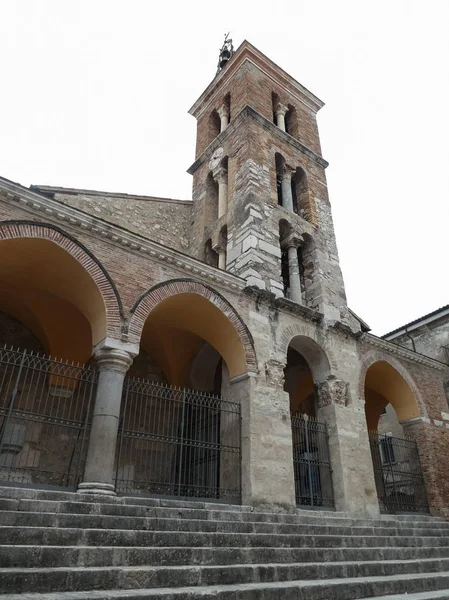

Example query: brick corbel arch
[128,279,257,374]
[359,350,428,419]
[0,221,123,339]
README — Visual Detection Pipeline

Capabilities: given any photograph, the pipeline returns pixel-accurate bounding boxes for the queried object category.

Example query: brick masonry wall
[194,58,322,158]
[53,192,192,253]
[0,199,253,336]
[360,341,449,516]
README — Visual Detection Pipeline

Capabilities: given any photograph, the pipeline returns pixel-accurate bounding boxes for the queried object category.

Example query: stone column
[280,167,294,212]
[77,345,135,496]
[287,244,302,304]
[218,104,229,132]
[213,167,228,218]
[274,102,288,132]
[281,233,303,305]
[316,380,380,517]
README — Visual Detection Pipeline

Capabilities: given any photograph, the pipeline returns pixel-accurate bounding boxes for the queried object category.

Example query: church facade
[0,41,448,518]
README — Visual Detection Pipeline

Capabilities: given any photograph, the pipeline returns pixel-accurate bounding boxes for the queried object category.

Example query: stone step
[365,592,449,599]
[2,557,449,594]
[4,525,449,548]
[1,510,447,538]
[2,571,449,600]
[0,498,445,532]
[3,544,449,569]
[0,486,440,524]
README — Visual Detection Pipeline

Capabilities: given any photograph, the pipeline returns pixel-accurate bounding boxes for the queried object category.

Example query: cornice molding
[0,180,246,294]
[189,41,324,119]
[244,286,323,324]
[188,105,328,176]
[365,334,447,372]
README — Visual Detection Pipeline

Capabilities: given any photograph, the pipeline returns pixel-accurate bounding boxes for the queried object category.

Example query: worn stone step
[1,510,447,538]
[3,544,449,569]
[364,592,449,599]
[2,571,449,600]
[2,557,449,594]
[0,486,441,522]
[0,498,446,533]
[4,525,449,549]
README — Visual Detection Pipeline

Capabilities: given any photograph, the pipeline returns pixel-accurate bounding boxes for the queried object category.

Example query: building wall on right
[384,310,449,365]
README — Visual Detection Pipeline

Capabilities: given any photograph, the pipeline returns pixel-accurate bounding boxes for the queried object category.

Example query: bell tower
[187,40,349,323]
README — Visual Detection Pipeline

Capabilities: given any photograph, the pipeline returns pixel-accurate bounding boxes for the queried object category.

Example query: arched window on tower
[210,110,221,142]
[275,153,294,213]
[272,92,280,125]
[291,167,317,224]
[212,156,229,218]
[205,239,219,268]
[285,104,299,138]
[206,172,219,225]
[272,93,289,132]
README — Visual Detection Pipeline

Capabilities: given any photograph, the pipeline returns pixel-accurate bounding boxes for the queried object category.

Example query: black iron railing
[369,431,429,513]
[291,413,334,509]
[116,378,241,502]
[0,345,97,489]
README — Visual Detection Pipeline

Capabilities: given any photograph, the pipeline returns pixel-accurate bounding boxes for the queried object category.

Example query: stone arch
[0,221,123,342]
[360,350,427,430]
[279,323,338,382]
[128,279,257,376]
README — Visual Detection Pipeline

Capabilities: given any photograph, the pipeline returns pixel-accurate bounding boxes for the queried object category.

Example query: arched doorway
[364,360,428,513]
[117,284,254,502]
[0,232,111,490]
[284,336,333,509]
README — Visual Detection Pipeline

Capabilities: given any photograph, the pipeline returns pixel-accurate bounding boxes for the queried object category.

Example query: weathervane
[216,33,234,75]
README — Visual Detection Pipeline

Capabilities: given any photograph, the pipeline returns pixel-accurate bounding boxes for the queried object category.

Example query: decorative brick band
[129,279,257,373]
[0,221,123,339]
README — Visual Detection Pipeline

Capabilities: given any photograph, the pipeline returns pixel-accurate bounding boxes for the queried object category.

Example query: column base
[77,482,116,496]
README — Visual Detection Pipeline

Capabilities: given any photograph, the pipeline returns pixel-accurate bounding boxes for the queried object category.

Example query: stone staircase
[1,486,449,599]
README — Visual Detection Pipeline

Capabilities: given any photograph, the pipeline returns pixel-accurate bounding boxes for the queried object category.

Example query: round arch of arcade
[0,221,123,342]
[127,279,257,378]
[359,350,428,426]
[278,323,338,382]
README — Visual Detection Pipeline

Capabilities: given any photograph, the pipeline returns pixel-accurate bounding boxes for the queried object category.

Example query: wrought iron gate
[0,346,97,489]
[291,414,334,508]
[115,378,241,502]
[369,431,429,513]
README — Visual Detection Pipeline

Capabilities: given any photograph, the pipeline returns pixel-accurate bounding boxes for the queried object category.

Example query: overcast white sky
[1,1,448,335]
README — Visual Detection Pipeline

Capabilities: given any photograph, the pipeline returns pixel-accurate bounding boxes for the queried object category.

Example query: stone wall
[189,109,349,324]
[33,188,193,253]
[386,314,449,365]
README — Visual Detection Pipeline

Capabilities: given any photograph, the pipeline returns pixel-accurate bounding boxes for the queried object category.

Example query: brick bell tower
[187,40,349,323]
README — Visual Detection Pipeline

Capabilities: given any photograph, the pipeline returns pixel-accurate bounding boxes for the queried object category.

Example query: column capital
[212,240,225,253]
[212,166,228,185]
[316,379,349,408]
[280,232,303,250]
[279,165,295,182]
[94,347,134,374]
[217,103,229,120]
[274,102,289,118]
